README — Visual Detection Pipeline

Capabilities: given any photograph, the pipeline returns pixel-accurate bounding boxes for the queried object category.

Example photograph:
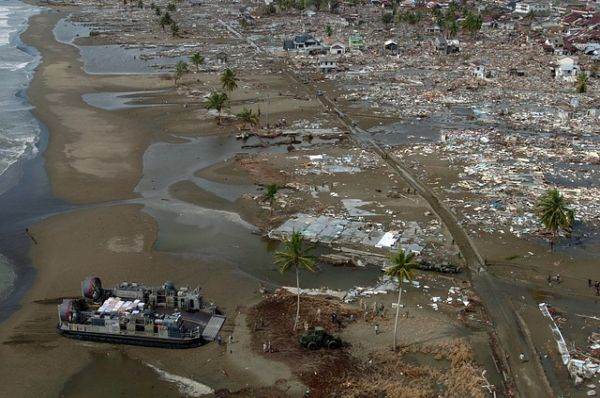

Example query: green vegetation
[325,24,333,37]
[536,188,575,250]
[382,12,394,26]
[159,12,172,31]
[461,11,482,34]
[576,72,588,93]
[264,183,279,207]
[398,10,423,25]
[384,249,417,350]
[220,68,238,92]
[190,52,204,72]
[170,22,180,37]
[204,92,229,124]
[173,60,188,84]
[236,107,260,130]
[167,2,176,12]
[274,232,316,331]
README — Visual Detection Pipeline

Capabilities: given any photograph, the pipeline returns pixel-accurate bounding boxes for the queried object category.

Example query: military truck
[299,327,342,350]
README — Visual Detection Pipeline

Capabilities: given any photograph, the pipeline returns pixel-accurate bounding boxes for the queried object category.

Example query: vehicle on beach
[57,277,225,348]
[299,327,342,350]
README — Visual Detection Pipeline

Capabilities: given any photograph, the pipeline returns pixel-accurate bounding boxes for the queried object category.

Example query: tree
[220,68,238,92]
[264,183,279,211]
[461,11,482,34]
[576,72,588,93]
[447,18,459,37]
[159,13,171,31]
[167,2,176,12]
[274,232,316,331]
[173,60,188,84]
[382,12,394,26]
[236,107,260,130]
[137,0,143,8]
[170,22,180,37]
[384,249,417,350]
[190,52,204,72]
[325,24,333,37]
[536,188,575,250]
[154,6,161,16]
[204,91,229,123]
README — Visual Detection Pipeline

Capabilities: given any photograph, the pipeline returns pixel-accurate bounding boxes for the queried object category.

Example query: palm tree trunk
[393,282,403,350]
[294,266,300,331]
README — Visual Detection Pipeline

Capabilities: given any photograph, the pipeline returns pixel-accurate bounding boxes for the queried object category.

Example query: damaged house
[283,34,322,52]
[553,56,580,81]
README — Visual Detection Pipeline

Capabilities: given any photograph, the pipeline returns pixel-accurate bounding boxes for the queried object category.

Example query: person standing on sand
[374,323,379,335]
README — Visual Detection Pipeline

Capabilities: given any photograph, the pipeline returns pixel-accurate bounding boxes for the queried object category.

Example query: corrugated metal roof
[202,315,226,341]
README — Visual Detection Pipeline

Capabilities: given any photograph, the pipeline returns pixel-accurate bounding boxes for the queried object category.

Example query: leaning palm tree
[274,232,316,331]
[576,72,588,93]
[204,91,228,124]
[173,60,188,84]
[190,52,204,72]
[384,249,417,350]
[220,68,238,92]
[236,107,260,130]
[536,188,575,250]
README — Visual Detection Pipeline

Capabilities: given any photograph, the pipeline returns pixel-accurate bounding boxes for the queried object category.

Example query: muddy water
[136,134,382,290]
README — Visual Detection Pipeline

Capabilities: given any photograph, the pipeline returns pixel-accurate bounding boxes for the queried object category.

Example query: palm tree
[159,13,171,31]
[154,6,161,16]
[170,22,180,37]
[166,2,176,12]
[264,183,278,212]
[576,72,588,93]
[173,60,188,84]
[274,232,316,331]
[236,107,260,130]
[462,12,482,34]
[204,91,229,124]
[325,24,333,37]
[536,188,575,250]
[220,68,238,92]
[190,52,204,72]
[384,249,417,350]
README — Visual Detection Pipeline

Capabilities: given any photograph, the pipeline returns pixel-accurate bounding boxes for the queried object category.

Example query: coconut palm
[173,60,188,84]
[204,91,229,124]
[159,13,171,31]
[325,24,333,37]
[264,183,279,213]
[170,22,180,37]
[536,188,575,250]
[461,12,482,34]
[576,72,588,93]
[274,232,316,331]
[190,52,204,72]
[236,107,260,130]
[220,68,238,92]
[384,249,417,350]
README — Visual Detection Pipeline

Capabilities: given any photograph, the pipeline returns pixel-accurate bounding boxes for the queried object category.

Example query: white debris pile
[296,149,383,176]
[397,128,600,238]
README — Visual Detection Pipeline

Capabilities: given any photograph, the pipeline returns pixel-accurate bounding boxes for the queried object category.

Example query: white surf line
[146,363,214,397]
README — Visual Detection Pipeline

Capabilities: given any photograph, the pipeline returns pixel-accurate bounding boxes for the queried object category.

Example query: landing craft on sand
[57,277,225,348]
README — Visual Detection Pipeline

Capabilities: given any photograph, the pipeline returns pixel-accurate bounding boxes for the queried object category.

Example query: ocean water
[0,0,40,299]
[0,1,40,185]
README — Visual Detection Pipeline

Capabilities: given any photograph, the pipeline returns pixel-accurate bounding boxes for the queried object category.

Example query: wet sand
[0,9,303,397]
